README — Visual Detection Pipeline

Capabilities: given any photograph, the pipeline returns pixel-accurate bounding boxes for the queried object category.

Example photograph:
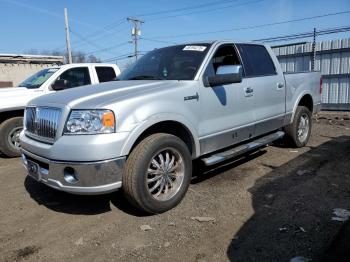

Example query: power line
[56,0,264,50]
[2,0,121,34]
[101,25,349,64]
[102,52,135,63]
[102,51,150,63]
[70,29,104,50]
[135,0,239,17]
[85,41,130,56]
[254,25,350,43]
[146,0,264,22]
[148,10,350,39]
[66,0,261,49]
[71,21,129,49]
[140,37,178,45]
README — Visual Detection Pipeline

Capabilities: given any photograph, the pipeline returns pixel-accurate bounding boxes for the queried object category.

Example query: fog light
[63,167,78,184]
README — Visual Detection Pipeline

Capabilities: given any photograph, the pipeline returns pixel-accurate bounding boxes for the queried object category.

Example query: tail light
[319,77,323,94]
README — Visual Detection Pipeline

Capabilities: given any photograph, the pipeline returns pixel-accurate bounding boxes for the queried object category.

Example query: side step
[201,131,285,166]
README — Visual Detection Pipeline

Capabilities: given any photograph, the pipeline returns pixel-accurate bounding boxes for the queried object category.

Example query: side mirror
[204,65,243,87]
[51,79,69,91]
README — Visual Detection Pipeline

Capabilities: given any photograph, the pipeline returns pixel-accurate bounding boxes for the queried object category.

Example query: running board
[201,131,285,166]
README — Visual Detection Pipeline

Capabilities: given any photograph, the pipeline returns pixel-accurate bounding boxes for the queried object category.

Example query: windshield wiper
[128,75,162,80]
[25,85,40,89]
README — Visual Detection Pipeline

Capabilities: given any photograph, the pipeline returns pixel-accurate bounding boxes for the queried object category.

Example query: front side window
[58,67,91,88]
[19,68,59,89]
[95,67,117,82]
[204,44,242,77]
[118,44,211,81]
[236,44,276,77]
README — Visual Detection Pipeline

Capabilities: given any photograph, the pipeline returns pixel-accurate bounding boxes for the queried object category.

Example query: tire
[0,117,23,157]
[284,106,312,148]
[123,133,192,214]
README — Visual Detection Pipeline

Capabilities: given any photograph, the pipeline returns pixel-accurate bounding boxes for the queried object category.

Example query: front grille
[25,107,61,142]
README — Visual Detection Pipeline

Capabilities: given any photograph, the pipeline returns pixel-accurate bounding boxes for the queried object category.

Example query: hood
[29,80,183,109]
[0,87,41,98]
[0,87,44,110]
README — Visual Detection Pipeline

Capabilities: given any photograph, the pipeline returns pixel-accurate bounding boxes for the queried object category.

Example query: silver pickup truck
[20,41,322,214]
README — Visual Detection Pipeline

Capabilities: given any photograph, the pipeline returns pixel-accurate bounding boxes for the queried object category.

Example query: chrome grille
[25,107,61,142]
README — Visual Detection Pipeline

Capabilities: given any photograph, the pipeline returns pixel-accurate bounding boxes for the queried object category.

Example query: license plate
[27,160,40,181]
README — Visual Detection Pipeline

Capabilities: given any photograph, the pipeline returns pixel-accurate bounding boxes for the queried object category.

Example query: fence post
[311,28,316,71]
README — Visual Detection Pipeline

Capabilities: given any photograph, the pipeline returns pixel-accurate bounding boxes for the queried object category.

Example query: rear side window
[95,67,117,82]
[236,44,276,77]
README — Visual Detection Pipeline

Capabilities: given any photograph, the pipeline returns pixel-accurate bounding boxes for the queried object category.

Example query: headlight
[64,110,115,135]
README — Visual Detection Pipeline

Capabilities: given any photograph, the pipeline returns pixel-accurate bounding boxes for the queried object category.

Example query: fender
[120,113,200,158]
[290,90,314,123]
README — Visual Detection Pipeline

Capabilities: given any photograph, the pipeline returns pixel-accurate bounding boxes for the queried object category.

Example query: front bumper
[21,149,125,195]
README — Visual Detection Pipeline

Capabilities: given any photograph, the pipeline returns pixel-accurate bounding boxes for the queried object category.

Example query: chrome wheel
[297,113,310,143]
[146,148,185,201]
[8,126,22,150]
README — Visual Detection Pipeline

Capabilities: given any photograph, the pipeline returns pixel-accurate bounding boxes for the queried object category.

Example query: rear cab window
[95,66,117,83]
[236,44,276,77]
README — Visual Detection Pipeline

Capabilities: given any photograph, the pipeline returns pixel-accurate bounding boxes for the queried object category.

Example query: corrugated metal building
[0,54,64,87]
[272,38,350,110]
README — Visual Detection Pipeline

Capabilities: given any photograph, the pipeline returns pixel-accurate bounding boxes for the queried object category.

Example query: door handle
[244,87,254,97]
[277,82,284,89]
[245,87,254,93]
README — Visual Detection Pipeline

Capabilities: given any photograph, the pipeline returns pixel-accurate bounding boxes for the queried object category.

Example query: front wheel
[284,106,312,148]
[0,117,23,157]
[123,133,192,214]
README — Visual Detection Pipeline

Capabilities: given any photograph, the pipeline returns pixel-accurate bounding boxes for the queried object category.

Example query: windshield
[118,44,211,81]
[19,68,59,88]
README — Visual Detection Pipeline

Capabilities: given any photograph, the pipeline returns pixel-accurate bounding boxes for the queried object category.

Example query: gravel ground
[0,111,349,262]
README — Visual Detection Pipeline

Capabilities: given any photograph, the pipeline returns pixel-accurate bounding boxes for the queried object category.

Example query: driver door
[198,44,256,155]
[48,66,92,92]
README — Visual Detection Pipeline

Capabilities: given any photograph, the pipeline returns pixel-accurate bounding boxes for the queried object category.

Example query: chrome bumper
[21,149,125,195]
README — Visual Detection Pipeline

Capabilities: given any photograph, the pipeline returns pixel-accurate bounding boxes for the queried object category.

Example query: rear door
[236,44,285,136]
[59,66,92,88]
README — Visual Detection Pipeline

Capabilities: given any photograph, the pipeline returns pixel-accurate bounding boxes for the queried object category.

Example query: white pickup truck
[0,63,120,157]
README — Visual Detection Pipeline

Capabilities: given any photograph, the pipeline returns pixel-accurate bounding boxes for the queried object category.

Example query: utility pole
[64,7,72,64]
[311,27,316,71]
[127,17,144,61]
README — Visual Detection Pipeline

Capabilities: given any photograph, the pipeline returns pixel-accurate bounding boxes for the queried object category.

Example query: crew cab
[0,63,120,157]
[20,41,321,214]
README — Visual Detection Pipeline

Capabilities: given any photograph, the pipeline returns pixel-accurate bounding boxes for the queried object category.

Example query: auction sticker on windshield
[183,45,207,52]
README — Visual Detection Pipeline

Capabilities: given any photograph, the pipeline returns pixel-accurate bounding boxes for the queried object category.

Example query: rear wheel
[0,117,23,157]
[123,133,192,214]
[284,106,312,148]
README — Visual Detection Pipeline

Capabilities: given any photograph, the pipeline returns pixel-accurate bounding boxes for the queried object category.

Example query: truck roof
[181,40,263,46]
[48,63,119,69]
[147,40,265,51]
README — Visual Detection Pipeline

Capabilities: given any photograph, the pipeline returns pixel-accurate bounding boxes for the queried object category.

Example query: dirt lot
[0,111,349,262]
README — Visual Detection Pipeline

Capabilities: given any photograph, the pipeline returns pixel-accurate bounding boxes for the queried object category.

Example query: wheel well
[298,94,313,113]
[0,110,24,124]
[131,121,195,157]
